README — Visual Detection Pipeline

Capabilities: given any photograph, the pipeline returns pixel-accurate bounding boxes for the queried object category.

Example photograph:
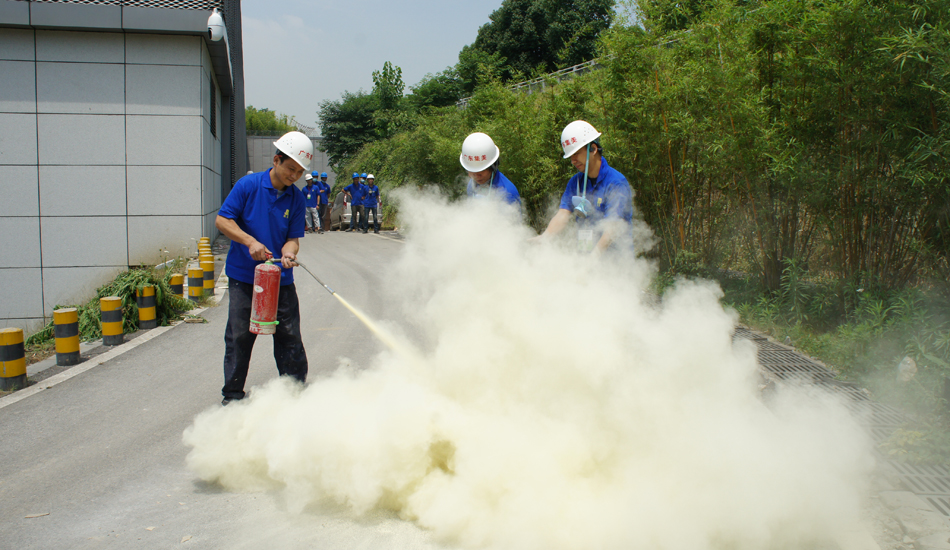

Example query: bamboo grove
[345,0,949,296]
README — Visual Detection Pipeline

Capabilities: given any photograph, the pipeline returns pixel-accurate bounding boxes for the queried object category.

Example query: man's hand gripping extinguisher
[249,256,283,335]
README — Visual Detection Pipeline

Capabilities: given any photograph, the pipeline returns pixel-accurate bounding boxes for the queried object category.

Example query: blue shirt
[558,157,633,227]
[219,169,305,286]
[303,183,319,208]
[466,170,521,208]
[344,182,366,206]
[364,184,380,208]
[317,181,330,204]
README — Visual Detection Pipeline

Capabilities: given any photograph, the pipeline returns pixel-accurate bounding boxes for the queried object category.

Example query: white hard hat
[560,120,601,158]
[459,132,500,172]
[304,173,313,181]
[273,131,313,171]
[367,174,375,179]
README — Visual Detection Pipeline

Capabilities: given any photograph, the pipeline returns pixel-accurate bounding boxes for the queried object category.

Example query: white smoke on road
[183,192,873,550]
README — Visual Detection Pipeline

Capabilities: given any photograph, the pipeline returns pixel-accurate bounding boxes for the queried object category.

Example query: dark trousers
[349,204,364,230]
[362,206,379,231]
[317,204,327,230]
[222,278,308,400]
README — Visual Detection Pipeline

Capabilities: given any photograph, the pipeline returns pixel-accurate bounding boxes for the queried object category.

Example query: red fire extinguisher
[250,257,281,334]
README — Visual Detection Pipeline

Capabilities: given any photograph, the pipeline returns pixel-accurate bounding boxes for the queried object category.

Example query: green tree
[317,91,378,172]
[469,0,614,81]
[372,61,405,111]
[408,68,465,109]
[245,106,295,136]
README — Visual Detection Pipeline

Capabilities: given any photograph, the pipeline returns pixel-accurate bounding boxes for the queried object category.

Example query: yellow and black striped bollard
[101,296,124,345]
[137,285,157,329]
[54,308,80,366]
[201,260,215,296]
[170,274,184,299]
[0,328,26,391]
[188,266,204,302]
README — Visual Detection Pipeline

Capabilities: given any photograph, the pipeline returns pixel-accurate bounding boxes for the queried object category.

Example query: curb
[0,266,229,411]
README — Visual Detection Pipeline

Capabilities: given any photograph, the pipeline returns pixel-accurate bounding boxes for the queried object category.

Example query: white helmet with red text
[560,120,601,158]
[273,131,313,171]
[459,132,500,172]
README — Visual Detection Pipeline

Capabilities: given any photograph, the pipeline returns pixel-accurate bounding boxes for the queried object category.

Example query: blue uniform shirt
[558,157,633,226]
[317,181,330,205]
[303,183,319,208]
[219,169,305,286]
[344,182,366,206]
[466,170,521,208]
[364,184,380,208]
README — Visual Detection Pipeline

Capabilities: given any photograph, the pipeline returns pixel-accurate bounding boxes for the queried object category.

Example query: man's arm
[280,238,300,269]
[537,209,572,239]
[216,215,270,260]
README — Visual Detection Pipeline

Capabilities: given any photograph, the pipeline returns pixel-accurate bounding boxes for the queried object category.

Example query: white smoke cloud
[183,191,873,550]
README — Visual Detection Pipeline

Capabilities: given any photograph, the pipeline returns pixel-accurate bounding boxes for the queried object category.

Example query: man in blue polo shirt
[362,174,381,233]
[303,174,320,233]
[534,120,633,254]
[215,130,313,405]
[316,172,330,233]
[343,173,365,232]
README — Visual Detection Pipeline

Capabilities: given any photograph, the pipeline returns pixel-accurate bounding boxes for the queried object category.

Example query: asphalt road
[0,231,445,549]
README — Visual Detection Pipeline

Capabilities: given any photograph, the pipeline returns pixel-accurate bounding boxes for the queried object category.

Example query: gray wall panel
[127,64,201,116]
[36,30,123,63]
[36,62,125,115]
[0,60,36,113]
[38,114,125,166]
[0,113,38,165]
[0,165,39,217]
[0,28,35,60]
[39,165,127,217]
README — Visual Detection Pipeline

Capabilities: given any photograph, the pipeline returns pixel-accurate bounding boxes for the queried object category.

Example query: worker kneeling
[215,131,311,406]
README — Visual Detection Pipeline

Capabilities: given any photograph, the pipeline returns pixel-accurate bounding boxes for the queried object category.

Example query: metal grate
[732,323,950,518]
[759,364,834,381]
[926,496,950,516]
[841,401,908,428]
[732,327,767,341]
[869,426,896,444]
[28,0,224,8]
[758,349,825,367]
[755,341,790,351]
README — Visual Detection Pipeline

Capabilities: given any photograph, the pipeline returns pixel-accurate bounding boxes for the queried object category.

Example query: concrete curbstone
[914,532,950,550]
[896,507,950,539]
[882,491,938,512]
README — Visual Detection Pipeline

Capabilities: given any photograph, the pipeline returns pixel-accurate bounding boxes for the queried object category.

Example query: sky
[240,0,507,134]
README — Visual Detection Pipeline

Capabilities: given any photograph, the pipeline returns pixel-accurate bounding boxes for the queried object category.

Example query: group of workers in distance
[214,118,632,405]
[302,172,331,233]
[343,172,382,234]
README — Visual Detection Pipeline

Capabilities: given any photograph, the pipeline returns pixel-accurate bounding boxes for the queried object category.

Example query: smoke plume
[183,192,872,549]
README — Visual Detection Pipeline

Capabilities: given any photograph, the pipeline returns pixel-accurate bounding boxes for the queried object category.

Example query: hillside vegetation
[338,0,950,459]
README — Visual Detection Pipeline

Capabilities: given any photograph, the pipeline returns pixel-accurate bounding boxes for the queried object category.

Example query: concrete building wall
[245,135,336,191]
[0,27,223,332]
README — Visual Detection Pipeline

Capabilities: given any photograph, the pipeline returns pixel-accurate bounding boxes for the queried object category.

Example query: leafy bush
[26,265,194,346]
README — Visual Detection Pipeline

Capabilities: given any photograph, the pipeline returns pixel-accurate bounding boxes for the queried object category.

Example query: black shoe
[374,230,379,234]
[362,230,368,233]
[221,395,244,406]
